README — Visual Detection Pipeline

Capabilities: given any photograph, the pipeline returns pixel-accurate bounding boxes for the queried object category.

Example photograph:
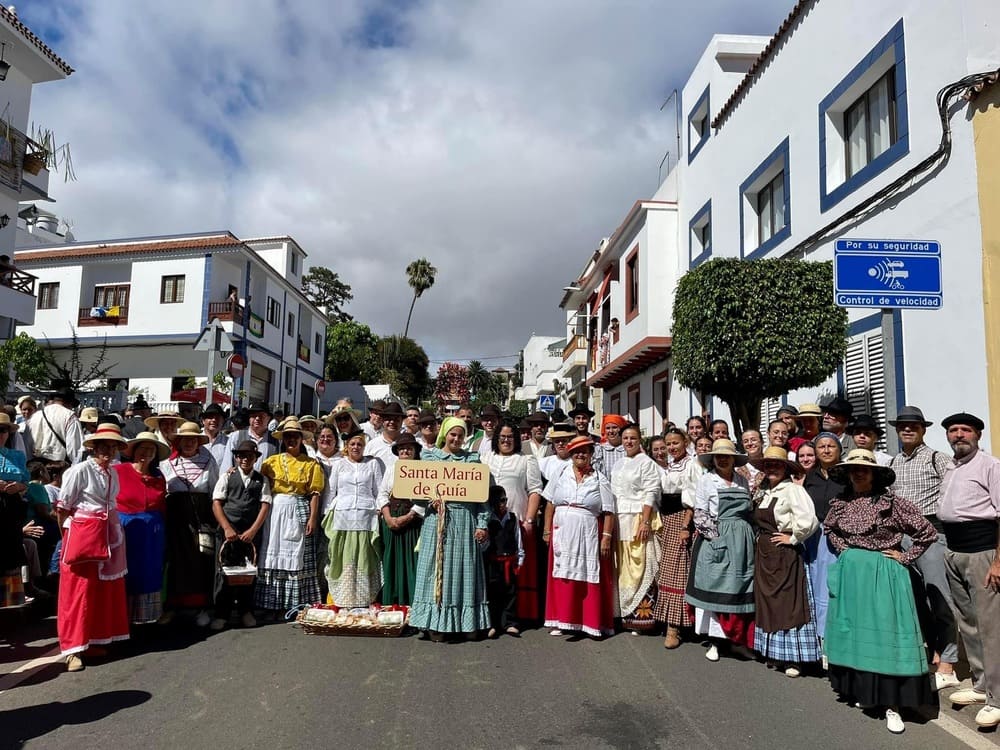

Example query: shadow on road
[0,689,152,746]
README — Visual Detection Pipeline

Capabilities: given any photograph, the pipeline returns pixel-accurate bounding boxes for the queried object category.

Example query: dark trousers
[215,580,255,618]
[486,555,518,629]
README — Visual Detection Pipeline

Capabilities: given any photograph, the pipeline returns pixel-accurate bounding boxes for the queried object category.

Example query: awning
[586,336,672,390]
[171,388,231,404]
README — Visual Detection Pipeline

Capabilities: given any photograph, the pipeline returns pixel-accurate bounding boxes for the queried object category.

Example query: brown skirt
[753,504,810,633]
[652,508,693,627]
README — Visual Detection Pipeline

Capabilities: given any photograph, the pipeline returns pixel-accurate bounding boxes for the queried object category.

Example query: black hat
[550,407,568,423]
[568,405,595,418]
[232,440,261,456]
[847,414,883,437]
[377,401,406,419]
[391,432,422,457]
[416,410,439,426]
[52,386,78,407]
[776,405,799,417]
[941,412,985,432]
[887,406,933,428]
[525,411,551,425]
[202,403,226,418]
[479,404,502,419]
[247,400,271,415]
[822,396,854,417]
[130,396,151,411]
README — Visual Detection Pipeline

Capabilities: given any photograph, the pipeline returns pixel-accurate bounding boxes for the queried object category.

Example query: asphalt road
[0,614,996,750]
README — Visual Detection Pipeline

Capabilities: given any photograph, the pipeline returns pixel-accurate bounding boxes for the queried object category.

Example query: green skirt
[381,511,422,606]
[323,514,383,608]
[825,548,928,676]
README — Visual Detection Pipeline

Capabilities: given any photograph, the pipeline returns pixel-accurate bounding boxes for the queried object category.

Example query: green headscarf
[435,416,468,449]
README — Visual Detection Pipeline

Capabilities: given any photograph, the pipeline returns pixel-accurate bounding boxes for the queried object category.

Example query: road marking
[0,647,62,694]
[931,711,999,749]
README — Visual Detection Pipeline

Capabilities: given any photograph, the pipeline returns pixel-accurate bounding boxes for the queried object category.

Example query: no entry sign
[227,353,246,379]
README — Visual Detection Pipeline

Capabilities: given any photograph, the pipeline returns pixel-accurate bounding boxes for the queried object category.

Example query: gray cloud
[22,0,793,369]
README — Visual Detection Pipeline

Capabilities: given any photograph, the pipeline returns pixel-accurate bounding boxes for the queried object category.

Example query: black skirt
[829,665,936,709]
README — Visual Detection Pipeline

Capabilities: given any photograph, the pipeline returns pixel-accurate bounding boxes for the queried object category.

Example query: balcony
[561,334,589,374]
[207,301,245,324]
[78,306,129,326]
[0,262,37,325]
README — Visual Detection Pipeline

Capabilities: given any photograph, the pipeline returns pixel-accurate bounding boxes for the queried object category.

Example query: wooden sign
[393,459,489,503]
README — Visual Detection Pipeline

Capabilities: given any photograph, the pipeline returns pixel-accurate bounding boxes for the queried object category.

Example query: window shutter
[759,396,781,435]
[844,331,887,448]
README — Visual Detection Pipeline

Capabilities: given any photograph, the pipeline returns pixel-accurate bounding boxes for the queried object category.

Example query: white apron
[259,493,305,571]
[551,505,600,584]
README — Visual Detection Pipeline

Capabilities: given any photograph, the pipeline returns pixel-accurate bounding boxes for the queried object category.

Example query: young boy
[211,441,271,629]
[483,486,524,638]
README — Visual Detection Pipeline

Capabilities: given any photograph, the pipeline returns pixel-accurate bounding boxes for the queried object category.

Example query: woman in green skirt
[376,433,424,604]
[823,449,937,735]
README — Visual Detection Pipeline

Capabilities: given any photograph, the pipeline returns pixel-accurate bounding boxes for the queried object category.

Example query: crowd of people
[2,391,999,735]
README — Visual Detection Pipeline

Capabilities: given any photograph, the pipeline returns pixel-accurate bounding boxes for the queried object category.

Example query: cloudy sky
[20,0,792,370]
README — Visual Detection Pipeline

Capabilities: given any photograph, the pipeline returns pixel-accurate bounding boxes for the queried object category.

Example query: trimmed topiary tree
[671,257,848,435]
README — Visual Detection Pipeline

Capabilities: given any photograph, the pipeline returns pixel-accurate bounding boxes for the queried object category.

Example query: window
[845,71,897,179]
[93,284,130,309]
[627,383,640,424]
[609,392,621,417]
[284,365,293,393]
[266,296,281,327]
[689,200,712,268]
[160,275,185,304]
[287,311,295,337]
[739,137,791,259]
[819,20,908,212]
[687,86,710,163]
[314,332,322,353]
[290,253,298,275]
[37,282,59,309]
[624,247,639,323]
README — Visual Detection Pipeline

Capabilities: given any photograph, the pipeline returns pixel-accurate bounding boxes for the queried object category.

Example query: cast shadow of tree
[0,689,151,747]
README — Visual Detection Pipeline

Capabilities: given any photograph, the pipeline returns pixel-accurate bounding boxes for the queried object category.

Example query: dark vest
[487,513,519,556]
[221,470,265,529]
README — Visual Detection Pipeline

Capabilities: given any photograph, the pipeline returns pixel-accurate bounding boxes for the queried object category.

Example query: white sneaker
[705,644,720,662]
[885,709,904,734]
[195,611,211,628]
[975,705,1000,727]
[785,666,801,678]
[950,688,988,705]
[549,628,563,636]
[933,671,961,691]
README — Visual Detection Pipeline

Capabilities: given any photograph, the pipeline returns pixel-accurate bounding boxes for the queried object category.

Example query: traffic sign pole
[205,348,215,409]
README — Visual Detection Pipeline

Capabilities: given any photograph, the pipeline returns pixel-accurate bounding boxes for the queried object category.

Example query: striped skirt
[652,509,693,627]
[754,563,821,663]
[255,495,322,612]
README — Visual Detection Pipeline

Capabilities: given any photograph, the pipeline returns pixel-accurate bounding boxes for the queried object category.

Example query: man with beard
[522,412,552,460]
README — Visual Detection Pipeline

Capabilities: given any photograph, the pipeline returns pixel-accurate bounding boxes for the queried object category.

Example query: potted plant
[29,124,75,181]
[21,138,47,175]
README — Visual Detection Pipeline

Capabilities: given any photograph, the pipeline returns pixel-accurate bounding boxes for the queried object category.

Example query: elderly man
[365,401,403,470]
[362,400,385,442]
[523,411,552,460]
[937,412,1000,727]
[26,387,83,464]
[821,396,856,450]
[219,400,278,472]
[122,395,152,439]
[888,406,957,693]
[201,403,230,466]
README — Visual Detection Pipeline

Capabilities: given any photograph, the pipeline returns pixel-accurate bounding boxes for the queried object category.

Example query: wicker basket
[296,605,408,637]
[219,540,257,587]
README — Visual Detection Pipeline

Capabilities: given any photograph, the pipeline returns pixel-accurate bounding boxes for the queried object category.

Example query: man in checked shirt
[888,406,956,691]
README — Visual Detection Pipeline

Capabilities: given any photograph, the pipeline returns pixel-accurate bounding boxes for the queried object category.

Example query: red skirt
[516,522,541,620]
[58,557,129,655]
[543,545,615,637]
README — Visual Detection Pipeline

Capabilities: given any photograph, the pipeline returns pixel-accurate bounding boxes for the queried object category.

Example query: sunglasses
[234,452,258,459]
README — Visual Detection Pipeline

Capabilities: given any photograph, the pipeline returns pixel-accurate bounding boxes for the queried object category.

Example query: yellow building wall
[974,82,1000,447]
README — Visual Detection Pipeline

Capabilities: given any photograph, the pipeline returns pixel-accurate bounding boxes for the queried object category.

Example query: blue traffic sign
[538,394,556,412]
[834,239,942,309]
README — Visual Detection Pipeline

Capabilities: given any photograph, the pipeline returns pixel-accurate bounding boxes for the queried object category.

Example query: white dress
[484,452,542,520]
[610,453,662,619]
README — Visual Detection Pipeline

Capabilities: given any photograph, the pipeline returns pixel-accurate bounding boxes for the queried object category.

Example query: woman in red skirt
[543,436,615,638]
[56,423,130,672]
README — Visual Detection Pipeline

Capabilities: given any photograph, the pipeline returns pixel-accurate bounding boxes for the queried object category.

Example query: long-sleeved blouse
[823,490,937,566]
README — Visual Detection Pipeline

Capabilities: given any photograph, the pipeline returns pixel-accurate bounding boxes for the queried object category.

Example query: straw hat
[0,412,19,433]
[145,411,182,430]
[697,438,749,467]
[123,431,171,461]
[566,435,597,455]
[170,421,209,445]
[833,448,896,485]
[326,404,361,426]
[297,414,321,429]
[83,422,128,448]
[749,445,803,475]
[79,406,100,425]
[546,424,576,441]
[274,418,309,441]
[795,403,823,419]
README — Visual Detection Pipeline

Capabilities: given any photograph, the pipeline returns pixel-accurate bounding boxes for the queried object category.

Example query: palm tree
[466,360,490,400]
[403,258,437,337]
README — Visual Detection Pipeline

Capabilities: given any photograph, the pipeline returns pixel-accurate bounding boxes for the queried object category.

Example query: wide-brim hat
[144,411,182,430]
[232,440,262,457]
[479,404,502,419]
[566,435,596,455]
[416,410,439,426]
[246,400,271,415]
[568,405,595,419]
[297,414,321,428]
[170,421,210,445]
[887,405,933,428]
[547,424,576,441]
[795,403,823,419]
[129,396,150,411]
[525,411,551,425]
[327,405,361,429]
[391,432,422,457]
[123,432,171,461]
[749,446,803,475]
[833,448,896,484]
[79,407,100,424]
[201,403,226,418]
[83,422,128,448]
[941,412,985,432]
[274,418,311,441]
[698,438,749,467]
[847,414,883,437]
[377,402,406,419]
[822,396,854,417]
[0,412,19,433]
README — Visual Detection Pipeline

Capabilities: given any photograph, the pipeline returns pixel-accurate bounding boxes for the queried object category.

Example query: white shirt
[548,466,614,516]
[539,454,570,484]
[485,452,543,520]
[219,429,277,473]
[57,458,118,521]
[610,453,661,515]
[659,455,703,509]
[27,403,83,464]
[755,480,818,545]
[695,471,750,523]
[324,456,384,530]
[160,449,220,494]
[364,434,397,473]
[211,467,273,504]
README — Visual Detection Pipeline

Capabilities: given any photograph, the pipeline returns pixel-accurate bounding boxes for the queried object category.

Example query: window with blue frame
[819,20,908,212]
[687,86,710,163]
[739,137,791,259]
[689,200,712,267]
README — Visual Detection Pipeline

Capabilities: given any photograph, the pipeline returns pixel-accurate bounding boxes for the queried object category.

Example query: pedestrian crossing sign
[538,394,556,412]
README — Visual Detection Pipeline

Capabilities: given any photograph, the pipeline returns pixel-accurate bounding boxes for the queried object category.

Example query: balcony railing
[562,334,587,361]
[78,306,128,326]
[0,262,36,296]
[298,341,310,363]
[207,300,245,323]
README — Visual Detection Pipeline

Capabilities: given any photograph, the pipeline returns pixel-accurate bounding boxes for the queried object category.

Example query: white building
[514,334,565,413]
[562,0,1000,449]
[14,231,328,414]
[0,7,72,338]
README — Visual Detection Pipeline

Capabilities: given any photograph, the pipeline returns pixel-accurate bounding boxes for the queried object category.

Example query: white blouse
[660,455,703,509]
[548,467,614,517]
[610,453,661,515]
[695,470,750,521]
[160,448,220,494]
[57,459,119,521]
[756,479,819,545]
[324,456,384,531]
[485,452,543,520]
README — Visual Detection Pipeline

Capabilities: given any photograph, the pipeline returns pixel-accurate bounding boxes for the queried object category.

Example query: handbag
[63,513,111,565]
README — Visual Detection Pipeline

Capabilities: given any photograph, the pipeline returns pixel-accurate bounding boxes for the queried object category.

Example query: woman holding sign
[409,416,491,641]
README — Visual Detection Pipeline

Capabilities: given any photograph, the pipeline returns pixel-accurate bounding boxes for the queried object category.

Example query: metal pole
[881,309,898,453]
[205,347,215,410]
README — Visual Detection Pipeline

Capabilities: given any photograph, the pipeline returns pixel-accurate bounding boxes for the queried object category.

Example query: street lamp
[0,44,11,82]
